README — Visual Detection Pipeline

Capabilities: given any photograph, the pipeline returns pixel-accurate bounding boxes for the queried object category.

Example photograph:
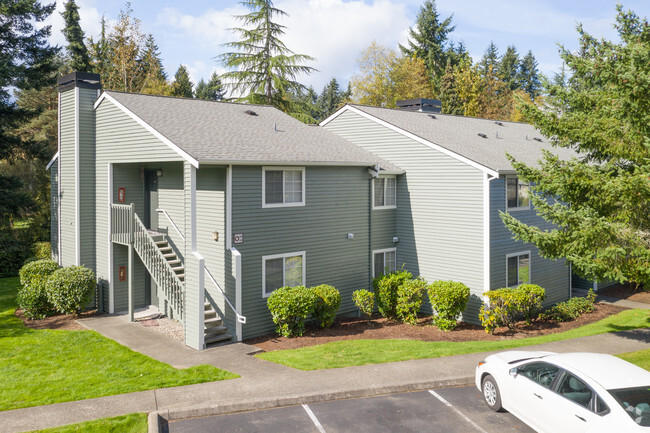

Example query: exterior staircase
[151,233,185,282]
[204,301,233,346]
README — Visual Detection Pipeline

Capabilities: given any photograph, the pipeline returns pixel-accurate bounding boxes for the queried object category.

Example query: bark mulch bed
[15,309,98,331]
[600,283,650,304]
[246,303,625,352]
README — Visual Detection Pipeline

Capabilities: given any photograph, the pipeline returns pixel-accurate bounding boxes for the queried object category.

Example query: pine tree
[317,78,349,121]
[218,0,315,110]
[195,72,225,101]
[518,51,542,101]
[439,59,462,115]
[61,0,91,72]
[480,41,499,80]
[171,65,194,98]
[88,16,109,77]
[497,45,519,91]
[399,0,454,91]
[140,35,171,95]
[502,6,650,288]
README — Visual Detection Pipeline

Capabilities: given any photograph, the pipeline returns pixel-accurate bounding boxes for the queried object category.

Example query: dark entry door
[144,170,159,306]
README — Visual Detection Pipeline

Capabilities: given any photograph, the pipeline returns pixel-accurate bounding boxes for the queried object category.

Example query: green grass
[618,348,650,371]
[257,309,650,370]
[0,277,238,411]
[27,413,147,433]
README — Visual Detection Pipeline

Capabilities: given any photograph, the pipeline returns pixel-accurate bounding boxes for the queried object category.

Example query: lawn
[0,277,238,411]
[618,348,650,371]
[27,413,147,433]
[257,309,650,370]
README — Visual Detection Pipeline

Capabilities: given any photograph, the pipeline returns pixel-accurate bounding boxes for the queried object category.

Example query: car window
[608,386,650,427]
[518,362,560,389]
[595,396,609,415]
[557,373,593,408]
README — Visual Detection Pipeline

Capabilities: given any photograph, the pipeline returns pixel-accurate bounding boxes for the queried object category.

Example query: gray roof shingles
[348,104,578,172]
[103,91,401,171]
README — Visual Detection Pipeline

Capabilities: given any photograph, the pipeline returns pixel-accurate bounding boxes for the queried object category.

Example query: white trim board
[46,152,59,171]
[321,105,499,178]
[94,92,199,168]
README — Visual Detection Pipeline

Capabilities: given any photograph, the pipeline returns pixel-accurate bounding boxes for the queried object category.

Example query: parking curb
[148,376,475,432]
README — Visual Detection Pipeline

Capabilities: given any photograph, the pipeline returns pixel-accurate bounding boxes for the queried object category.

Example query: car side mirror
[509,367,518,377]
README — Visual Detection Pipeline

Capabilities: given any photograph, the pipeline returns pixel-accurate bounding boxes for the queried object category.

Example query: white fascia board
[46,152,59,171]
[94,92,199,168]
[198,159,396,169]
[323,105,499,178]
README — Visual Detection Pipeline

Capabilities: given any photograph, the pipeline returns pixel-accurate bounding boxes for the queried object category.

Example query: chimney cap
[58,72,101,92]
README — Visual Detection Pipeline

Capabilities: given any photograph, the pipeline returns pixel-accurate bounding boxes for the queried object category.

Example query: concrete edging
[147,376,474,432]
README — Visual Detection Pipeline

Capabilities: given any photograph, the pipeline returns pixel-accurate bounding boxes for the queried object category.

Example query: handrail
[156,208,185,241]
[205,267,246,324]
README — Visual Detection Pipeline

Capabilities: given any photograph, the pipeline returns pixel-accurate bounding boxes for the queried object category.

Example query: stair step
[171,265,184,271]
[205,325,228,336]
[205,333,233,345]
[177,274,184,280]
[204,317,223,327]
[167,260,181,266]
[159,247,173,253]
[154,240,168,247]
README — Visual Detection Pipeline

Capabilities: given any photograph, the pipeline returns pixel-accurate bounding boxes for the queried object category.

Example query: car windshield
[609,386,650,427]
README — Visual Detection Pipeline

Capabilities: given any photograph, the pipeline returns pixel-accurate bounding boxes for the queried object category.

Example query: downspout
[482,173,498,308]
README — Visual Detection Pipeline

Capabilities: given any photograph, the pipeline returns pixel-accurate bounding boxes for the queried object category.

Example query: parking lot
[167,386,534,432]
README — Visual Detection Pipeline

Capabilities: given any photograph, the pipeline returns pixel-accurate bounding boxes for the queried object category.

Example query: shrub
[511,284,546,324]
[267,286,317,337]
[0,232,31,277]
[311,284,341,328]
[373,270,412,320]
[427,281,470,331]
[33,242,51,260]
[479,284,547,333]
[17,259,60,319]
[352,289,374,321]
[396,278,427,325]
[541,290,597,322]
[46,265,96,315]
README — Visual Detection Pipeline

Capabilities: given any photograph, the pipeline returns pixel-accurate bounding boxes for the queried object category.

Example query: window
[373,176,396,209]
[373,248,396,279]
[506,176,530,210]
[517,362,560,389]
[507,251,530,287]
[263,167,305,207]
[262,252,305,297]
[557,373,593,408]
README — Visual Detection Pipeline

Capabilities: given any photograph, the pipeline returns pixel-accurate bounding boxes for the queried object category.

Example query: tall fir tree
[218,0,315,110]
[88,16,109,77]
[316,78,347,121]
[399,0,454,93]
[171,65,194,98]
[497,45,520,91]
[195,72,225,101]
[439,59,462,115]
[502,6,650,288]
[61,0,91,72]
[518,50,542,100]
[480,41,500,80]
[140,35,171,95]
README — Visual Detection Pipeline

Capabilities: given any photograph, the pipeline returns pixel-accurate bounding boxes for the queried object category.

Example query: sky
[44,0,650,93]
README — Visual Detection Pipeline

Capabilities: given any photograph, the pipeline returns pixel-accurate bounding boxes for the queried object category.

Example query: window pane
[284,255,303,287]
[284,170,303,204]
[374,178,385,207]
[518,362,560,388]
[506,177,517,208]
[507,256,518,287]
[385,250,396,273]
[557,373,593,408]
[518,254,530,284]
[518,179,530,208]
[374,252,384,278]
[385,178,396,206]
[265,258,283,294]
[265,170,283,204]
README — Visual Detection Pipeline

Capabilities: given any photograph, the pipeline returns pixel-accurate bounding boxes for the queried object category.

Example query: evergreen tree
[399,0,455,92]
[195,72,225,101]
[502,6,650,288]
[218,0,316,110]
[480,41,499,80]
[518,50,542,100]
[171,65,194,98]
[316,78,347,121]
[61,0,91,72]
[140,35,171,95]
[287,86,319,124]
[439,59,462,115]
[88,16,109,77]
[497,45,519,90]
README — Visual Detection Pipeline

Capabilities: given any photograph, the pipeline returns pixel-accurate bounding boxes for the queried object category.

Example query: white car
[475,351,650,432]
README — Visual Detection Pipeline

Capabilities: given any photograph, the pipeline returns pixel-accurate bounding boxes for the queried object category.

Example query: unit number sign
[234,233,244,244]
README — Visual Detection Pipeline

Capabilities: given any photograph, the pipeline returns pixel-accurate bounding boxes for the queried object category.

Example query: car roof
[545,352,650,390]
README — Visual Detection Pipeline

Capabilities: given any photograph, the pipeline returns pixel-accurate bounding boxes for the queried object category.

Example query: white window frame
[505,250,531,287]
[262,166,306,208]
[261,251,306,298]
[372,176,397,210]
[372,248,397,279]
[505,175,531,211]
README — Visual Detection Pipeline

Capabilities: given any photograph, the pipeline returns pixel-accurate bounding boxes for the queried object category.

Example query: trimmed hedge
[373,270,412,321]
[46,266,95,315]
[479,284,546,333]
[396,278,427,325]
[17,259,60,319]
[33,241,51,260]
[267,286,317,337]
[311,284,341,328]
[427,280,470,331]
[352,289,374,321]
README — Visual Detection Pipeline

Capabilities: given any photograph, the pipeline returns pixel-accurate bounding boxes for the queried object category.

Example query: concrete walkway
[2,311,650,433]
[573,288,650,310]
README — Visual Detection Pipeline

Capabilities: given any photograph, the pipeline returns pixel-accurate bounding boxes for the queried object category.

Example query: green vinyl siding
[50,159,59,263]
[324,110,486,323]
[371,181,397,252]
[490,176,570,306]
[59,90,76,267]
[79,88,97,271]
[232,165,371,339]
[183,162,201,349]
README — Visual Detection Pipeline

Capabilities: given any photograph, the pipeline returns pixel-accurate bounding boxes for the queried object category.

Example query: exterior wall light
[347,233,354,240]
[212,231,219,241]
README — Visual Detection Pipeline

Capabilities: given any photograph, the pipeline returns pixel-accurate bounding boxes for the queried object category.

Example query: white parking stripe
[302,404,327,433]
[429,390,489,433]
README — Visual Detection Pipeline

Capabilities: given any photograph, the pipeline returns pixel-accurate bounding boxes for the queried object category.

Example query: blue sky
[45,0,650,93]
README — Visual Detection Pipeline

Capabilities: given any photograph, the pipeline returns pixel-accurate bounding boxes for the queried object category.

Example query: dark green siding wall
[79,89,97,271]
[59,90,76,266]
[50,159,59,263]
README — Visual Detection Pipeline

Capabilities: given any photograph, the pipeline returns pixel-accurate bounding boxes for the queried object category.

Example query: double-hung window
[373,248,397,279]
[507,251,531,287]
[506,175,530,210]
[263,167,305,207]
[262,252,305,297]
[373,176,396,209]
